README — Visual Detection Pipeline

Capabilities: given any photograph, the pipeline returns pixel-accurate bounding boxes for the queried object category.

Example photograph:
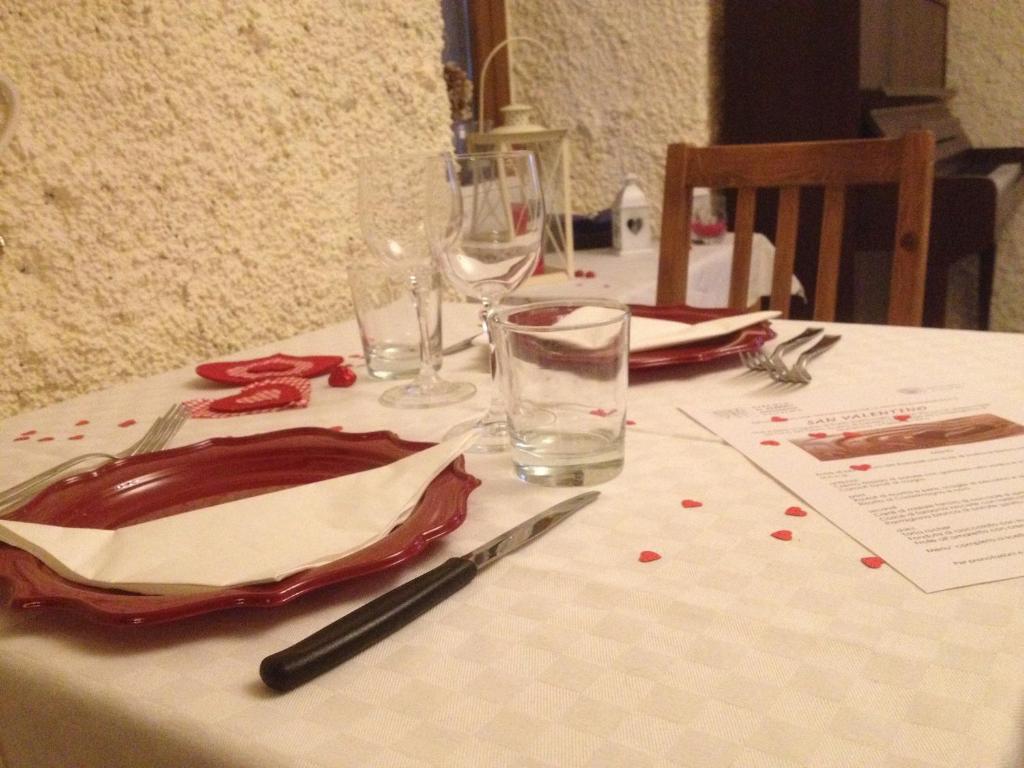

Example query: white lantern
[470,37,574,284]
[612,174,653,254]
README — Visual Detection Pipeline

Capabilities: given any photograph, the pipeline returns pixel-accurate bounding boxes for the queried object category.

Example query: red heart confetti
[13,436,30,442]
[19,430,37,436]
[574,269,585,278]
[850,464,872,471]
[638,550,662,563]
[37,437,55,443]
[584,270,596,278]
[626,419,636,426]
[785,506,807,517]
[328,365,357,388]
[328,425,344,432]
[681,499,703,509]
[861,556,885,569]
[68,434,85,441]
[589,408,616,417]
[771,530,793,541]
[209,381,302,413]
[893,414,911,422]
[760,439,780,446]
[74,420,89,426]
[842,431,861,438]
[118,419,137,428]
[808,432,827,439]
[770,416,788,423]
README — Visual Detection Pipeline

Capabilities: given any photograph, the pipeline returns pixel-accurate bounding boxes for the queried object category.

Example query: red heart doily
[196,353,343,384]
[183,377,311,419]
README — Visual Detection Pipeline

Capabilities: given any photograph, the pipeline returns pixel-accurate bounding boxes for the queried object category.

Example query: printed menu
[683,382,1024,592]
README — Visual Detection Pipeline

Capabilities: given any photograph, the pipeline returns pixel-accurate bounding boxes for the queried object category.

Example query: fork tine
[129,404,187,456]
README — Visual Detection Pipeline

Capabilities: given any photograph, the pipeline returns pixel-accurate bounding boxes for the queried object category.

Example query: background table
[524,235,803,307]
[1,306,1022,768]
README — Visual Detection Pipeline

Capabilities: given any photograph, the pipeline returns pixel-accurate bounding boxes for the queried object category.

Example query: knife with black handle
[260,490,600,692]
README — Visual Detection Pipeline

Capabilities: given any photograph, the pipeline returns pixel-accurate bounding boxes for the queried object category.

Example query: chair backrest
[655,130,935,326]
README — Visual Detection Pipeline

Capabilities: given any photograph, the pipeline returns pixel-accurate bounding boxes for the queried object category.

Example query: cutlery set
[741,327,841,383]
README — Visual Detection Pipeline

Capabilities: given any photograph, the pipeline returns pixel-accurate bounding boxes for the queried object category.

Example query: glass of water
[493,299,630,486]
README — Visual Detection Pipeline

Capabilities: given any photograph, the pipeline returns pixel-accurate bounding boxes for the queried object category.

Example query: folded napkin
[0,431,476,595]
[628,310,779,351]
[482,309,778,352]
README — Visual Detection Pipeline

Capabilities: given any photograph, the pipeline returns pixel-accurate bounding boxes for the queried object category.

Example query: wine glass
[429,150,544,451]
[357,153,476,408]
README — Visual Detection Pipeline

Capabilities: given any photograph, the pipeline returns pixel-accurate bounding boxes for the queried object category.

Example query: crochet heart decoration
[196,353,343,384]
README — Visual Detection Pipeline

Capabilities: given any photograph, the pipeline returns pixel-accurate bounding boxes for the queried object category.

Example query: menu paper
[683,383,1024,592]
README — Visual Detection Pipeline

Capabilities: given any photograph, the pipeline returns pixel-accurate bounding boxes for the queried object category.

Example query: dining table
[1,295,1023,768]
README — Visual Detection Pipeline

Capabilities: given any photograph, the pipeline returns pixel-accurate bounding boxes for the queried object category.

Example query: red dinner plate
[628,304,776,370]
[0,428,479,625]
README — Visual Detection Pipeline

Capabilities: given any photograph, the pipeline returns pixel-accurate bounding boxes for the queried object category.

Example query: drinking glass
[428,150,544,451]
[357,153,476,408]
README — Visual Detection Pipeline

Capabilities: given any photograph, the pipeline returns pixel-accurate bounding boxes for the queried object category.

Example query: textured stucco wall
[947,2,1024,332]
[506,0,711,216]
[0,1,452,418]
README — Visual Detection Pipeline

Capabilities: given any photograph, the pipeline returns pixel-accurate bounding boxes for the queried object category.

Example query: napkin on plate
[0,431,476,595]
[477,309,778,352]
[628,310,780,351]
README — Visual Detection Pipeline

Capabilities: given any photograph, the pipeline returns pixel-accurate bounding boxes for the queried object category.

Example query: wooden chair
[655,130,935,326]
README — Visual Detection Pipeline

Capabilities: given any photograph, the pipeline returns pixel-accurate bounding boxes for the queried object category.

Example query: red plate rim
[0,428,480,626]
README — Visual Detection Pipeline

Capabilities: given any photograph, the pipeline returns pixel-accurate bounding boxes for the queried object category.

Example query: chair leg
[978,245,995,331]
[922,260,950,328]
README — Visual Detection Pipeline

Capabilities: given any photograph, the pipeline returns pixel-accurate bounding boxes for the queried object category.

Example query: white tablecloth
[1,305,1022,768]
[522,236,803,308]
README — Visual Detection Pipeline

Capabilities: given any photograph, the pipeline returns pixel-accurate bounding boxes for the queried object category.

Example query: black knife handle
[260,557,477,692]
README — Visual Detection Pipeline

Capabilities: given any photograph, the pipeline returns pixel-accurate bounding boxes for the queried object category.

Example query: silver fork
[0,403,188,516]
[770,334,842,384]
[740,326,823,373]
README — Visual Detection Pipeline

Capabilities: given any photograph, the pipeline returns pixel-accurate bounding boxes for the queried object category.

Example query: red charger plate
[628,304,776,370]
[0,428,479,625]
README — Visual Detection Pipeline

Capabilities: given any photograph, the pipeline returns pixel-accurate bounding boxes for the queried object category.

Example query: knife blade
[259,490,600,692]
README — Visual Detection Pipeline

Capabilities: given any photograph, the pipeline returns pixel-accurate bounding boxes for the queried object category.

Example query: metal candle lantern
[469,37,574,283]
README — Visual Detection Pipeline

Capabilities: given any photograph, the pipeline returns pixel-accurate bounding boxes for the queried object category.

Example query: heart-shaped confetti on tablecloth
[760,439,780,446]
[893,414,911,422]
[770,530,793,541]
[196,353,343,384]
[183,377,311,418]
[770,416,788,423]
[808,432,827,439]
[784,506,807,517]
[638,550,661,563]
[681,499,703,509]
[850,464,872,472]
[328,365,357,388]
[861,556,885,569]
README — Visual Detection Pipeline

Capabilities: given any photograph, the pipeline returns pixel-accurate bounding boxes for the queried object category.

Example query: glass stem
[408,272,440,389]
[480,298,505,426]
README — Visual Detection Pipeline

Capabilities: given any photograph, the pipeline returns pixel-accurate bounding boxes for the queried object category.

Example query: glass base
[511,429,624,486]
[444,417,510,453]
[379,379,476,409]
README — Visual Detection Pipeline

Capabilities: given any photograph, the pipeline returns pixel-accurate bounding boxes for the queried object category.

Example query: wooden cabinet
[718,0,950,321]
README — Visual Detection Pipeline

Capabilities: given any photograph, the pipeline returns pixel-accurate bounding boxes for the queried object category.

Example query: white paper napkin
[0,431,476,595]
[628,310,780,351]
[483,308,778,352]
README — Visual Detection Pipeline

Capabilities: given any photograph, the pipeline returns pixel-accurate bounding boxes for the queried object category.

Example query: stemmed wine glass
[428,150,544,451]
[357,153,476,408]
